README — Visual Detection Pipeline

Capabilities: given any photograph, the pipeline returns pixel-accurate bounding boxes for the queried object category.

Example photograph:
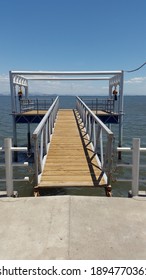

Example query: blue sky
[0,0,146,95]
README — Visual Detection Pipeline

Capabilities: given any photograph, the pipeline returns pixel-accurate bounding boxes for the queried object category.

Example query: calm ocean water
[0,95,146,197]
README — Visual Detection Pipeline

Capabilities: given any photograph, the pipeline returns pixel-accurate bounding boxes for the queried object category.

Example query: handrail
[76,96,114,187]
[77,97,113,134]
[117,138,146,197]
[20,98,54,113]
[0,138,29,197]
[81,97,115,113]
[32,96,59,185]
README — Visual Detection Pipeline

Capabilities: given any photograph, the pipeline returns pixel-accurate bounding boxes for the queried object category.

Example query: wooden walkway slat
[38,109,106,189]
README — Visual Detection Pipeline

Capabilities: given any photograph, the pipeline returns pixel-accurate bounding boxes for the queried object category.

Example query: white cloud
[0,74,10,93]
[28,80,109,96]
[0,74,9,82]
[125,76,146,84]
[123,75,146,95]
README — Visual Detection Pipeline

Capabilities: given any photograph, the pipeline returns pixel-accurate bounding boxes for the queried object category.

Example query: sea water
[0,95,146,197]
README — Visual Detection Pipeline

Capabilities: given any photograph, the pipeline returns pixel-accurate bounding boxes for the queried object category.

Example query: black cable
[125,61,146,73]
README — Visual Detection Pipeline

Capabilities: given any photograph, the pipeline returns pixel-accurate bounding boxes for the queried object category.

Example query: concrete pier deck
[0,195,146,260]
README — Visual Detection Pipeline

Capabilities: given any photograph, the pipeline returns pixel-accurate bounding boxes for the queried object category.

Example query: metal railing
[117,138,146,196]
[20,98,54,113]
[76,96,114,186]
[81,97,115,113]
[32,96,59,186]
[0,138,29,197]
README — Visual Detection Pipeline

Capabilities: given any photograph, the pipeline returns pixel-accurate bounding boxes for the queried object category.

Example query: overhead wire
[125,61,146,73]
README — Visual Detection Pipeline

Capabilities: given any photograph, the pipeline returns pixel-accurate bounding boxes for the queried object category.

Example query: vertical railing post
[88,115,91,138]
[4,138,13,197]
[85,111,88,131]
[92,120,96,152]
[45,121,48,153]
[106,134,113,187]
[132,138,140,196]
[40,131,43,172]
[96,98,98,115]
[84,108,86,127]
[33,137,39,186]
[100,129,104,166]
[48,117,51,143]
[50,113,53,134]
[37,98,39,114]
[86,113,89,134]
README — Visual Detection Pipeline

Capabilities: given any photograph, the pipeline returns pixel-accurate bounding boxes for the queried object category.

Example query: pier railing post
[132,138,140,196]
[4,138,13,197]
[33,137,39,186]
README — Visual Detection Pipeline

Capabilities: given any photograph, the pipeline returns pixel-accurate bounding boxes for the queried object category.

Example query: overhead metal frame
[9,69,124,110]
[9,70,124,153]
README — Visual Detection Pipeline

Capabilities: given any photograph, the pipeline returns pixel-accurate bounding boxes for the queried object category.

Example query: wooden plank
[48,150,85,156]
[43,167,90,172]
[41,171,101,177]
[39,181,105,187]
[44,157,86,163]
[43,165,90,170]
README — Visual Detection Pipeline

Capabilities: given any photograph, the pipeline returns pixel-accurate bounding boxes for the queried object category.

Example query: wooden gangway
[32,97,114,196]
[9,70,124,196]
[37,109,106,191]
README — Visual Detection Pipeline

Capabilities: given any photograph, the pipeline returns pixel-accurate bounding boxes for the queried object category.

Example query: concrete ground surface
[0,195,146,260]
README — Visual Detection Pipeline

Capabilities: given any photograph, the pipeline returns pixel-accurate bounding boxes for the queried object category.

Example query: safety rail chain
[32,96,59,186]
[0,138,29,197]
[76,96,114,187]
[117,138,146,197]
